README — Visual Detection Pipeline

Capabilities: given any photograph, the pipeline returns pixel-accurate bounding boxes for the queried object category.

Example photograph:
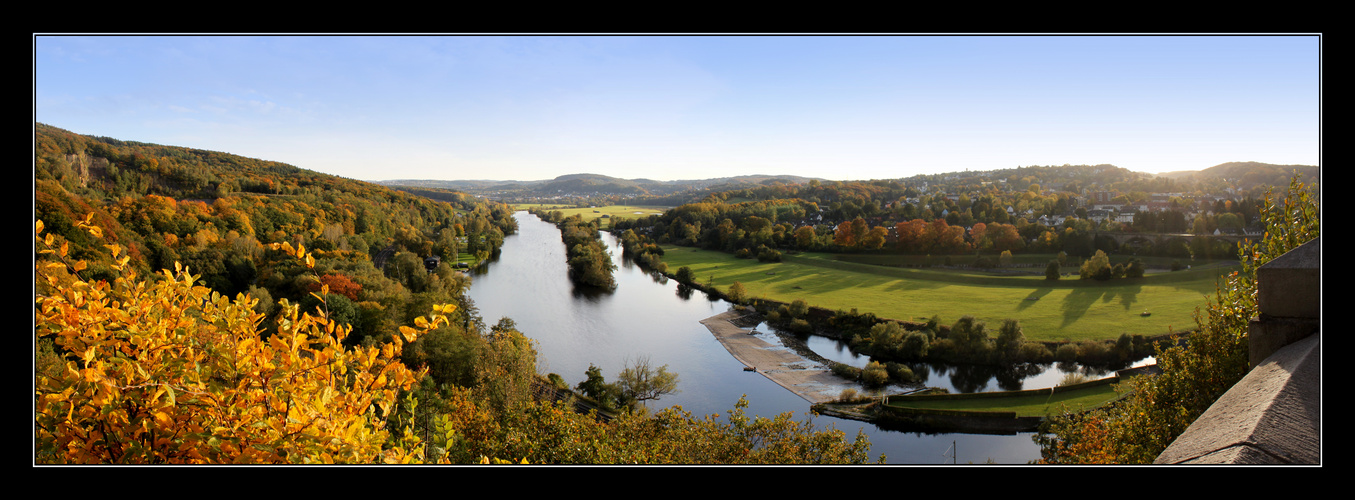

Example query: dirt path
[700,310,856,404]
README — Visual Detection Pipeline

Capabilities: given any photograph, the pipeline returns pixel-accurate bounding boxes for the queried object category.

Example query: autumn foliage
[305,272,364,301]
[34,217,448,464]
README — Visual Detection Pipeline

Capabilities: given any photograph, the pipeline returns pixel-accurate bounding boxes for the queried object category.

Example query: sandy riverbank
[700,310,858,404]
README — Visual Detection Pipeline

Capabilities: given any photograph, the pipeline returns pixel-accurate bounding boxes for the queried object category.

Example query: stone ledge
[1255,237,1320,320]
[1154,333,1320,464]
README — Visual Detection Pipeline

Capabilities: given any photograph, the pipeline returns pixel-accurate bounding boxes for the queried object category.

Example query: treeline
[610,192,1241,262]
[531,208,617,290]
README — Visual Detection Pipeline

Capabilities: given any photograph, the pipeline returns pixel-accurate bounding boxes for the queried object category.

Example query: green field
[513,204,669,229]
[658,245,1237,342]
[887,382,1128,417]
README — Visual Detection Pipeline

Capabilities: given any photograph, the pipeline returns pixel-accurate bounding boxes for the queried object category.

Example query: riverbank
[700,309,862,404]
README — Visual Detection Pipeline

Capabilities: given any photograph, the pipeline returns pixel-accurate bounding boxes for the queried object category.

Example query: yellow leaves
[35,218,433,464]
[270,241,315,269]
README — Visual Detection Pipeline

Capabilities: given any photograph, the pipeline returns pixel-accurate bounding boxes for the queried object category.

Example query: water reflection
[468,212,1047,464]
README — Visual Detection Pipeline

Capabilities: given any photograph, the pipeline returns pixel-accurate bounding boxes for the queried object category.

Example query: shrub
[756,245,782,262]
[830,362,861,380]
[726,281,748,304]
[1124,258,1145,278]
[1054,343,1080,363]
[885,362,915,383]
[1058,372,1090,386]
[674,266,695,284]
[764,310,781,323]
[1019,342,1054,364]
[901,331,930,359]
[837,388,861,403]
[1077,340,1109,364]
[1045,260,1061,280]
[862,361,890,388]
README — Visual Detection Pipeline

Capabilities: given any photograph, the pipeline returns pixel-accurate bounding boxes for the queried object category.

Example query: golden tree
[35,215,450,464]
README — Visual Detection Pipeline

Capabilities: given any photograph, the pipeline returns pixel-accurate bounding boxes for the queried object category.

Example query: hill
[33,122,518,342]
[1156,161,1319,189]
[376,173,826,198]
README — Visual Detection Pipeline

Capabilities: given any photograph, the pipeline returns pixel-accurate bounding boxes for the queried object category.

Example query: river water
[467,211,1048,464]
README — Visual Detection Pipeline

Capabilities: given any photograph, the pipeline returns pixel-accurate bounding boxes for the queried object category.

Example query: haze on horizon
[34,34,1321,183]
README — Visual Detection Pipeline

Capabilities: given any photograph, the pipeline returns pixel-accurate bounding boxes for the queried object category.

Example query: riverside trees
[535,210,618,290]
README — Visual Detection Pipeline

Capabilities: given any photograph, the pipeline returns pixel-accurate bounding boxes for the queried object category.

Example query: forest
[33,123,877,464]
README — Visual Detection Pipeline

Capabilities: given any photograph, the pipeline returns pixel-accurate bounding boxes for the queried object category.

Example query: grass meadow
[657,245,1237,343]
[885,381,1129,417]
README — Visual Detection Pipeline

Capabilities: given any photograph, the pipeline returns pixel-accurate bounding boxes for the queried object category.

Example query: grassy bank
[658,245,1236,342]
[885,383,1127,418]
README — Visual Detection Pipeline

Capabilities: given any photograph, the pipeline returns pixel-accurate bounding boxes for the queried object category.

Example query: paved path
[700,310,855,404]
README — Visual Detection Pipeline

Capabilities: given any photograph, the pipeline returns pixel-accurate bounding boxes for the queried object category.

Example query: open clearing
[659,245,1237,342]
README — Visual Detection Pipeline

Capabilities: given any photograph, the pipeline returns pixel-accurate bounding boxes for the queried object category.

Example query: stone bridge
[1094,231,1255,248]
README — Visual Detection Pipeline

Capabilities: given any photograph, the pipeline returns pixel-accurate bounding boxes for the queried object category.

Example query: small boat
[743,366,757,372]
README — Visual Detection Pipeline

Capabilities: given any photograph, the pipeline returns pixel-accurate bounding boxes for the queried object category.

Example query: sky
[33,34,1321,183]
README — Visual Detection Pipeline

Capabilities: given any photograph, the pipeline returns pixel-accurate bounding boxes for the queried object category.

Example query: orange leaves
[35,218,444,464]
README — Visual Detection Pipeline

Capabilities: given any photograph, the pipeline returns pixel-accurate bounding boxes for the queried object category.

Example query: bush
[901,331,930,359]
[756,245,782,262]
[837,388,861,403]
[1124,258,1145,278]
[726,281,748,304]
[1077,340,1109,365]
[830,362,862,380]
[764,310,781,323]
[1019,342,1054,364]
[1058,372,1090,386]
[1080,250,1112,280]
[885,362,915,383]
[1054,343,1080,363]
[1045,260,1061,280]
[674,266,696,284]
[861,361,890,388]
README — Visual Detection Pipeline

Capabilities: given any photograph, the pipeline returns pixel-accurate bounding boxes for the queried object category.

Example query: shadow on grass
[1060,286,1106,329]
[1017,287,1054,312]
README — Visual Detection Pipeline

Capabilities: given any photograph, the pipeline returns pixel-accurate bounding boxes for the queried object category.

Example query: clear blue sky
[34,34,1321,182]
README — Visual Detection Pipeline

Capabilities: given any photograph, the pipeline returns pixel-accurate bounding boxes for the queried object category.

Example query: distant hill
[376,173,826,197]
[378,162,1317,202]
[1157,161,1319,189]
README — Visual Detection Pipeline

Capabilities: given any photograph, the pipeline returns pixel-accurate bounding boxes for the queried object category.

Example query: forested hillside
[34,123,518,343]
[33,123,877,464]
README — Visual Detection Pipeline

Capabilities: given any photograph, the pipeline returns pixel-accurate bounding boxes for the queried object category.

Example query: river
[467,211,1049,464]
